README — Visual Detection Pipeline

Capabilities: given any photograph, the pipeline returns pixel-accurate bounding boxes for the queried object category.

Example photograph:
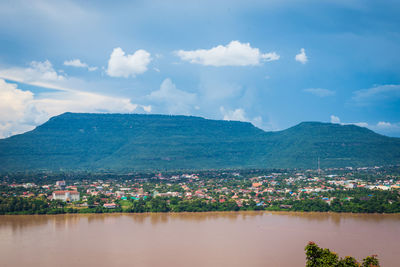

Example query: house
[52,191,80,202]
[103,203,117,209]
[252,182,262,188]
[56,181,66,188]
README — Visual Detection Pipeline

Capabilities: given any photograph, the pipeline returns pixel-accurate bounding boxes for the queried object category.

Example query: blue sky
[0,0,399,138]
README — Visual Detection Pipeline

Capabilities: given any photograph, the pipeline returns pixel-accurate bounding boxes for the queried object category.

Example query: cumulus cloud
[375,121,400,132]
[0,79,33,120]
[0,78,140,138]
[330,115,368,128]
[146,78,197,115]
[64,59,98,71]
[295,48,308,64]
[0,59,158,138]
[377,121,392,128]
[304,88,335,97]
[175,41,279,66]
[221,107,247,121]
[141,105,152,113]
[367,121,400,136]
[220,106,263,128]
[64,59,87,68]
[0,60,65,85]
[0,79,39,138]
[0,60,72,91]
[330,115,341,124]
[352,84,400,105]
[106,47,151,78]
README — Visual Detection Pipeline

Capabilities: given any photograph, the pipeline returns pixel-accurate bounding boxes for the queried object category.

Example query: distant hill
[0,112,399,172]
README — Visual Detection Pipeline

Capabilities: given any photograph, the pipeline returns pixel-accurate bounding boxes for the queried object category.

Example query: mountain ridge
[0,112,399,172]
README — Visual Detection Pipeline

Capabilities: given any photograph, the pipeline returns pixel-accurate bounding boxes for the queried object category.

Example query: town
[1,166,399,214]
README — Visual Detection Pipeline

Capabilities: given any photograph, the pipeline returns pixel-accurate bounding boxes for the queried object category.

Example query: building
[52,191,80,202]
[252,182,262,188]
[56,180,66,186]
[103,203,117,209]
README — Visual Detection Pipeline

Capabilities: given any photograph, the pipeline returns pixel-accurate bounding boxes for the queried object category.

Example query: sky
[0,0,400,138]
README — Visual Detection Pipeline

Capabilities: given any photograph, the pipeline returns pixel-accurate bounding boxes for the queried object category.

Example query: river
[0,212,399,267]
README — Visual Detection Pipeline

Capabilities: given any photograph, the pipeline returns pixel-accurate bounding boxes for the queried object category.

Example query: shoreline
[2,210,400,217]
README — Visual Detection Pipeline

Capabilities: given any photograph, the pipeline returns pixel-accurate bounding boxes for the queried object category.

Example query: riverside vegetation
[305,242,380,267]
[1,166,399,215]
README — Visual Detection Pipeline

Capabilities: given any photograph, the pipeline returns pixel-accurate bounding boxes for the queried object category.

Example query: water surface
[0,212,399,267]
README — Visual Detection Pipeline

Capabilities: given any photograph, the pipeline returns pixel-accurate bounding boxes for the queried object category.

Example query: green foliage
[125,197,240,213]
[1,187,400,215]
[1,113,400,172]
[362,256,380,267]
[0,196,65,215]
[305,242,380,267]
[267,188,400,213]
[292,199,330,212]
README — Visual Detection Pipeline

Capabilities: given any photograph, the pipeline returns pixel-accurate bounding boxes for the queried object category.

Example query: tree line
[1,191,400,215]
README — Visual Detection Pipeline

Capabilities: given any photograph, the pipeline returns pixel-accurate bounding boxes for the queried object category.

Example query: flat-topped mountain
[0,112,399,172]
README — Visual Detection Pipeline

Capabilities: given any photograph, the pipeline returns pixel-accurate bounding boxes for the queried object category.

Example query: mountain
[0,112,399,172]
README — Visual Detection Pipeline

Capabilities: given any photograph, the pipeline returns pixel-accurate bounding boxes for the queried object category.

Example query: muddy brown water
[0,212,399,267]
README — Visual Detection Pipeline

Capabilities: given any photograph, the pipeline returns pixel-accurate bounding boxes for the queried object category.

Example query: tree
[305,242,380,267]
[362,256,380,267]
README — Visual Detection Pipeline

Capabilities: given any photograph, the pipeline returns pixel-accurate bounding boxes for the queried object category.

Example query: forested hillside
[0,113,399,172]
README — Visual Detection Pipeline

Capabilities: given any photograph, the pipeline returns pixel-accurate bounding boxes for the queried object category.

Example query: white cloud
[0,60,160,138]
[330,115,341,124]
[295,48,308,64]
[0,78,139,138]
[368,121,400,136]
[175,41,279,66]
[353,122,369,127]
[263,52,280,62]
[0,60,70,91]
[0,79,38,138]
[141,105,152,113]
[147,78,197,115]
[0,60,65,82]
[34,90,138,116]
[377,121,392,128]
[221,107,247,121]
[329,115,400,136]
[304,88,335,97]
[29,61,65,81]
[352,84,400,105]
[220,106,263,128]
[375,121,400,132]
[64,59,98,72]
[64,59,87,68]
[0,79,33,121]
[106,47,152,78]
[330,115,368,128]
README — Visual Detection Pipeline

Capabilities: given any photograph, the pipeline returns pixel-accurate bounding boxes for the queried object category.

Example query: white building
[52,191,80,202]
[56,180,66,186]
